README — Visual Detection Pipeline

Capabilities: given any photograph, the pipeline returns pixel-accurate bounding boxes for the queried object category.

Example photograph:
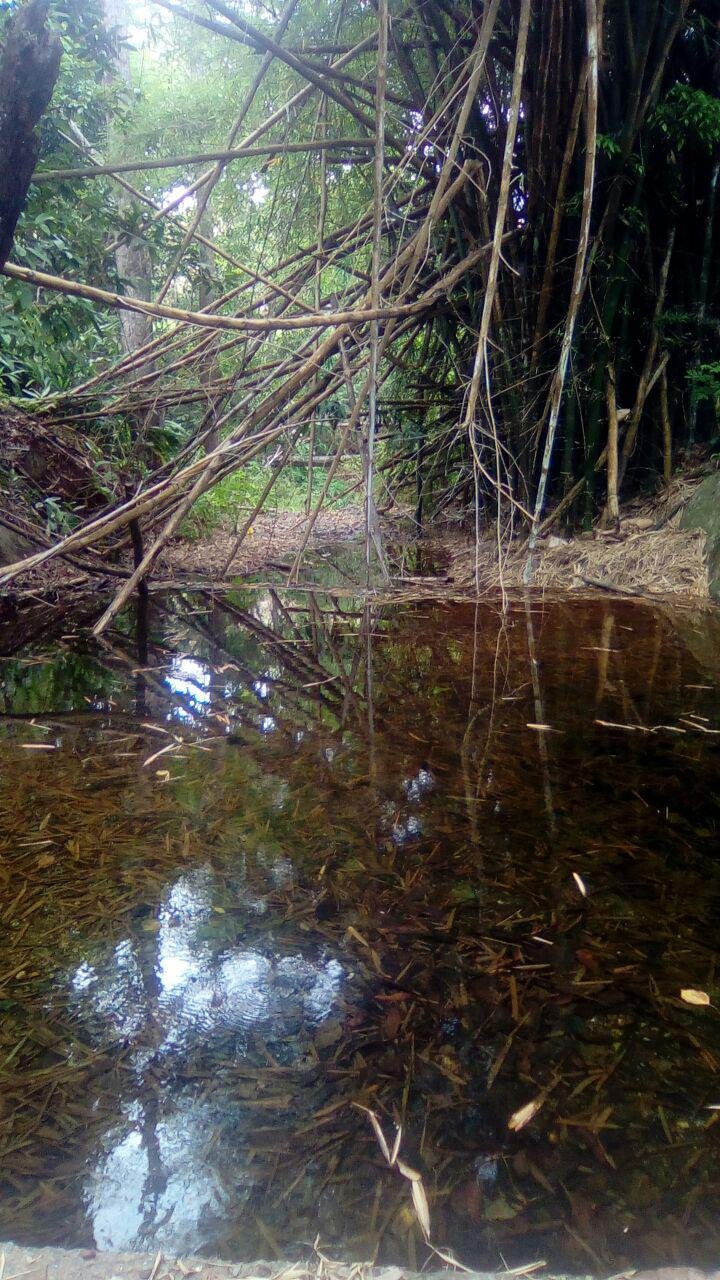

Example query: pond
[1,586,720,1274]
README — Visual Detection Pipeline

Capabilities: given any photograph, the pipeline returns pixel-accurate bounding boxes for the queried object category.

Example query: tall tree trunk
[0,0,61,270]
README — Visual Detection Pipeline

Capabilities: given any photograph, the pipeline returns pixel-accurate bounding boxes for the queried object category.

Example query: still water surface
[1,587,720,1273]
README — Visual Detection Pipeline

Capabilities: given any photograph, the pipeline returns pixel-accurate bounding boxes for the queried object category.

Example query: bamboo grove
[0,0,718,613]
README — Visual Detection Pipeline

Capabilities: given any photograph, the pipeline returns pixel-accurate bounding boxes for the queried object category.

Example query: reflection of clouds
[375,768,435,847]
[165,656,212,722]
[70,866,343,1057]
[72,862,345,1252]
[86,1095,231,1254]
[156,884,343,1051]
[257,845,294,886]
[71,939,145,1041]
[379,799,423,847]
[391,814,423,845]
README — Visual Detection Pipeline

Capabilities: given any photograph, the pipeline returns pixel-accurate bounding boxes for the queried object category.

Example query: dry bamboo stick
[605,362,620,528]
[0,148,487,594]
[3,226,489,339]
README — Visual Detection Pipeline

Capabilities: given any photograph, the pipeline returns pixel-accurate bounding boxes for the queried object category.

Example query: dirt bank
[160,471,714,600]
[161,508,708,603]
[1,419,715,602]
[162,505,370,579]
[0,1243,715,1280]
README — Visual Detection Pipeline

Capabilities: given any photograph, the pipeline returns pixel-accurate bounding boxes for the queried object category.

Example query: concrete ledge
[0,1244,718,1280]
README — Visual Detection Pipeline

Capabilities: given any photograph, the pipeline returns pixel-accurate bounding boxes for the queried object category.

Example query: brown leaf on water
[381,1005,403,1040]
[680,988,711,1006]
[508,1098,543,1131]
[411,1176,431,1238]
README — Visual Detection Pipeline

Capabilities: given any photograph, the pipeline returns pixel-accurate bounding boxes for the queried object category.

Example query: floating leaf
[681,988,711,1006]
[411,1177,431,1238]
[359,1106,391,1163]
[508,1098,543,1131]
[572,872,588,897]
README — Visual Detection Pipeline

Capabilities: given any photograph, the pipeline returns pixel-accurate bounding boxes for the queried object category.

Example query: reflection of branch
[524,596,557,837]
[461,603,510,847]
[203,592,350,710]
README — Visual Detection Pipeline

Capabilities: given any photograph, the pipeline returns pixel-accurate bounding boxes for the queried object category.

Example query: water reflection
[165,657,212,722]
[67,859,346,1253]
[1,592,720,1273]
[70,866,345,1058]
[88,1095,231,1254]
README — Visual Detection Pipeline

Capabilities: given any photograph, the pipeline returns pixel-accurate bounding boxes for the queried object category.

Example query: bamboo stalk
[2,254,489,334]
[34,138,375,182]
[660,366,672,486]
[461,0,531,595]
[617,227,675,487]
[605,362,620,528]
[524,0,599,581]
[365,0,390,583]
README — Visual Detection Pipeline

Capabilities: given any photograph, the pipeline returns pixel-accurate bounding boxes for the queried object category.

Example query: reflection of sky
[164,657,212,723]
[71,866,343,1053]
[69,862,344,1252]
[87,1096,232,1254]
[162,655,281,731]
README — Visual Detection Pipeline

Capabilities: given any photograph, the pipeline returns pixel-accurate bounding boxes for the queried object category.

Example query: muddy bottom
[1,588,720,1274]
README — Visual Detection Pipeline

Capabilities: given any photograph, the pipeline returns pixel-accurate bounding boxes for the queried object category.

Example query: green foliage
[184,458,360,538]
[653,84,720,152]
[0,0,124,395]
[596,133,621,159]
[688,362,720,407]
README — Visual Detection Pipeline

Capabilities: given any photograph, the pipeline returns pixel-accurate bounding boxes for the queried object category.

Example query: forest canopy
[0,0,718,608]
